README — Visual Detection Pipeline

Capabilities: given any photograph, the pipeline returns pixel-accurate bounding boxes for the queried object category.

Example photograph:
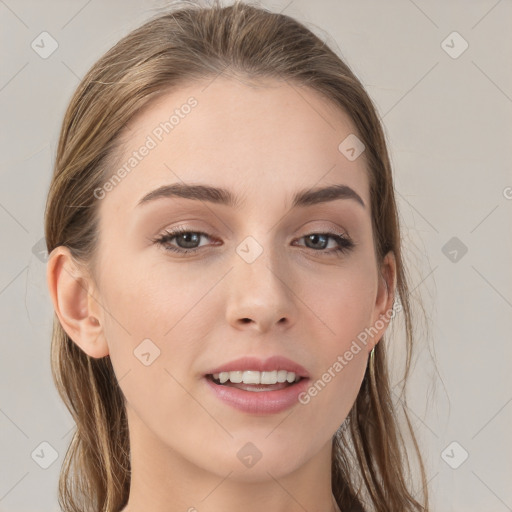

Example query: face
[67,76,394,482]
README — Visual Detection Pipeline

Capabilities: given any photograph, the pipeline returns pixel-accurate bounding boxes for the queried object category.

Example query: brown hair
[44,1,429,511]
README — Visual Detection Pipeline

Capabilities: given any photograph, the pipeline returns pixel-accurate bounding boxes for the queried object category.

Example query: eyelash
[152,226,355,257]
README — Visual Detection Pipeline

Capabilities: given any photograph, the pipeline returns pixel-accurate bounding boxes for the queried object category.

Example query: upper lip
[205,355,310,379]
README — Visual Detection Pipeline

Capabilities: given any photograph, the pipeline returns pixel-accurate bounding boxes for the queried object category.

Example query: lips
[204,355,310,378]
[203,355,311,414]
[204,375,309,414]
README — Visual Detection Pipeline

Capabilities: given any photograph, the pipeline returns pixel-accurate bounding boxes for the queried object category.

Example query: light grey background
[1,0,511,511]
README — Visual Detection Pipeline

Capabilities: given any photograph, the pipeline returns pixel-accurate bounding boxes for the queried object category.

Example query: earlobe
[46,246,109,359]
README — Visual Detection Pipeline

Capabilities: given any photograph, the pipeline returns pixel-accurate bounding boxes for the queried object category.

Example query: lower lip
[204,375,310,414]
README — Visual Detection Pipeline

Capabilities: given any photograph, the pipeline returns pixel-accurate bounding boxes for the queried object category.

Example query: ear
[46,246,109,358]
[370,250,397,350]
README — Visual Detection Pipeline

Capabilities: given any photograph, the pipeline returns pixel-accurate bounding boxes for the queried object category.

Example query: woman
[45,1,428,511]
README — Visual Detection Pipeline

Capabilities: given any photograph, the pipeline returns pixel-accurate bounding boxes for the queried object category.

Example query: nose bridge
[236,232,288,297]
[225,231,296,331]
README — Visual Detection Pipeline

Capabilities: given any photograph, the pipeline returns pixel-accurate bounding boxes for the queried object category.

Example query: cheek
[100,258,211,343]
[99,260,218,401]
[302,265,377,346]
[301,348,367,437]
[296,267,374,418]
[98,267,210,446]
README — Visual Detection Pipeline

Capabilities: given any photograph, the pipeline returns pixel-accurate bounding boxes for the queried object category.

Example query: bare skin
[47,75,396,512]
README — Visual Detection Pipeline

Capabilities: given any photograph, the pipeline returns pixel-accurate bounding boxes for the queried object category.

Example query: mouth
[206,370,304,392]
[203,370,310,414]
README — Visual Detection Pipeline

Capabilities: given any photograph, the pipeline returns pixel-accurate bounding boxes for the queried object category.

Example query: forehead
[100,76,370,215]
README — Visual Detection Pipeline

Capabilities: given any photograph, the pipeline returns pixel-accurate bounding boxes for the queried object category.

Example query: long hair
[44,1,429,510]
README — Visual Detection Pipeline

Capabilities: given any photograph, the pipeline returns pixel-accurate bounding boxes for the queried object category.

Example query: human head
[45,2,427,511]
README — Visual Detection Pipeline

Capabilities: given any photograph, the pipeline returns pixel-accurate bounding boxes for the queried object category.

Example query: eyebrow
[136,182,365,209]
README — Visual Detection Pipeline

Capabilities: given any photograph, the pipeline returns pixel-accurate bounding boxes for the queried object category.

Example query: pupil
[307,234,326,249]
[180,233,198,248]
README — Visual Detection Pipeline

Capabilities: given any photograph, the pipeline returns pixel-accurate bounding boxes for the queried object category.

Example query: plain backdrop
[0,0,511,511]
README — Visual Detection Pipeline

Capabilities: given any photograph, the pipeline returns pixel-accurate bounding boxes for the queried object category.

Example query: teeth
[243,371,261,384]
[227,370,242,383]
[261,370,277,384]
[212,370,300,385]
[277,370,288,383]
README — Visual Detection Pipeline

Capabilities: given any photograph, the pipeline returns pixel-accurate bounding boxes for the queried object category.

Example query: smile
[212,369,301,386]
[204,372,309,414]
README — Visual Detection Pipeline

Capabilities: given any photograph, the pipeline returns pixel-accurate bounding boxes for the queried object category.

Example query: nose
[225,239,298,333]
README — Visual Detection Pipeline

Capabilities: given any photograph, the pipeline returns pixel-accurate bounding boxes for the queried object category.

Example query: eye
[152,226,355,257]
[293,231,355,256]
[152,226,216,254]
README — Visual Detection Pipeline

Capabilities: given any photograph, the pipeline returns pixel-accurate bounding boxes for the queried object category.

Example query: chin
[203,442,310,482]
